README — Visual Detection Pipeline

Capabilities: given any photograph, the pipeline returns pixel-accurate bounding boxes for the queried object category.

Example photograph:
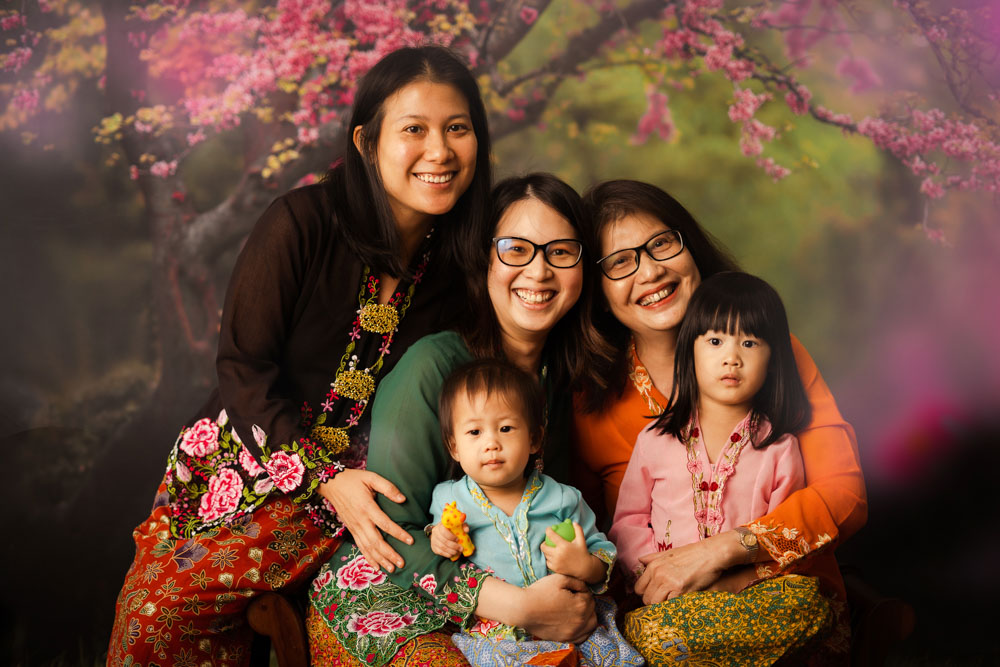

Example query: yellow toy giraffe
[441,501,475,561]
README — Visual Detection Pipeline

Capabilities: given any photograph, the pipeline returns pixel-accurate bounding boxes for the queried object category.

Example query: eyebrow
[394,113,472,122]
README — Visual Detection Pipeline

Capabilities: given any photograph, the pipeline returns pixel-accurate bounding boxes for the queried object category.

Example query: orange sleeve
[745,336,867,570]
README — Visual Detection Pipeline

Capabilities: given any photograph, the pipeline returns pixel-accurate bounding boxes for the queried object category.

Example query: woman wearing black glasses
[573,180,867,663]
[306,173,610,665]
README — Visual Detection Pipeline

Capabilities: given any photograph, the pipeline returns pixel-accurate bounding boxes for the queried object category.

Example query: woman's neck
[396,216,434,267]
[500,332,545,376]
[632,329,678,396]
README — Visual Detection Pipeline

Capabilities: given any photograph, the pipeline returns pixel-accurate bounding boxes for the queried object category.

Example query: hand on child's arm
[429,522,465,560]
[540,521,606,584]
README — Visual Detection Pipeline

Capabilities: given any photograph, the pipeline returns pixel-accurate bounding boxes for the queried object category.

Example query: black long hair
[458,173,604,391]
[654,272,811,448]
[578,180,740,413]
[323,45,492,277]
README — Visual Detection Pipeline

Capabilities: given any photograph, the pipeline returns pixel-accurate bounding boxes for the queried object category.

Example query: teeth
[638,285,676,306]
[416,172,454,184]
[514,289,554,304]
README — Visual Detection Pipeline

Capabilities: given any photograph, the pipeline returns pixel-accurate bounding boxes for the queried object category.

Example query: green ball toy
[544,518,576,547]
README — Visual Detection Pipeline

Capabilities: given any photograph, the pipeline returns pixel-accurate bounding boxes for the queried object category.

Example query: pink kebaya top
[610,413,804,577]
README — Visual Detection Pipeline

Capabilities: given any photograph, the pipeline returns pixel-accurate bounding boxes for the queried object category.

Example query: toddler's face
[447,390,539,494]
[693,326,771,413]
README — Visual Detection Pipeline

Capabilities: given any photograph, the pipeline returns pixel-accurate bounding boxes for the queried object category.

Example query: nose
[722,341,742,366]
[425,129,453,162]
[522,248,554,279]
[634,249,666,283]
[484,436,500,452]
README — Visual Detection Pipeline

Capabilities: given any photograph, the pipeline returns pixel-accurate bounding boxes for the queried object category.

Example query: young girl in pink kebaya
[610,271,812,581]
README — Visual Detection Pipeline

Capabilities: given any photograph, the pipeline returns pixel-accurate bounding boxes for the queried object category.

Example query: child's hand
[540,521,606,584]
[430,522,466,560]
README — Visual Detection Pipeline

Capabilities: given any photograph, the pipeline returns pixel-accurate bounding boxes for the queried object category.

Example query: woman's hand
[429,522,464,560]
[520,575,598,643]
[318,469,413,573]
[634,534,741,604]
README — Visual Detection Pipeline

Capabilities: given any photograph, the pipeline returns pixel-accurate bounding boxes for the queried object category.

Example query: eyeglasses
[597,229,685,280]
[493,236,584,269]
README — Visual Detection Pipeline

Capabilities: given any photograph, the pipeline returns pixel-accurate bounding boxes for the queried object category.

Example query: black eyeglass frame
[596,229,685,280]
[492,236,585,269]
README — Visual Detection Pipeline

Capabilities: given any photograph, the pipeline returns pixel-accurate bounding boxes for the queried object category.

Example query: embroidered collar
[681,410,760,539]
[627,339,666,415]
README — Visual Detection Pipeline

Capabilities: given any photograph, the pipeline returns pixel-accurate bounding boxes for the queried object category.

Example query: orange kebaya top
[572,336,867,600]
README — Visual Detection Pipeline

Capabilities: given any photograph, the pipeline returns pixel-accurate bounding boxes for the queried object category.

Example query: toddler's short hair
[438,358,545,453]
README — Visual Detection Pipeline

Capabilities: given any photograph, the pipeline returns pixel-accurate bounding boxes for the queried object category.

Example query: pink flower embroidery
[469,618,501,637]
[716,461,735,477]
[417,574,437,595]
[686,460,702,475]
[253,478,274,495]
[175,460,192,483]
[180,418,219,458]
[313,569,334,592]
[705,508,724,526]
[239,446,264,477]
[264,451,304,492]
[346,610,416,637]
[694,509,707,524]
[336,554,387,590]
[216,409,229,427]
[252,424,267,448]
[198,468,243,522]
[230,427,243,445]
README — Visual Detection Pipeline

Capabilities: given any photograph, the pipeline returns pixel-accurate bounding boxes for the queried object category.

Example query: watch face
[742,532,757,548]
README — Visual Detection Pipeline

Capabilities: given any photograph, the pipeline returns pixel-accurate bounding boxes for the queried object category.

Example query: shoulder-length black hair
[323,45,492,277]
[654,271,811,448]
[458,173,605,391]
[578,180,740,413]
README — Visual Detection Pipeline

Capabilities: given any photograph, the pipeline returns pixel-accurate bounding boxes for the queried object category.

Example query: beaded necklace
[307,247,431,456]
[681,411,760,539]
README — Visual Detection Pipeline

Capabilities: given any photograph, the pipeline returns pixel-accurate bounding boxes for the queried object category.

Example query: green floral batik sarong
[623,574,833,666]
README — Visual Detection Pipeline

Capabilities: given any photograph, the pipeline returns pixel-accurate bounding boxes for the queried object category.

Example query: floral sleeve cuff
[745,520,834,573]
[310,544,489,667]
[590,548,616,595]
[164,410,348,539]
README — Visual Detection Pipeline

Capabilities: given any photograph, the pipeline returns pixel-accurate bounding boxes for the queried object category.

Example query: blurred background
[1,0,998,664]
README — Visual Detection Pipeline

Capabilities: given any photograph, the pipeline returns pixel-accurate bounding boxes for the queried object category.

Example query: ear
[445,438,461,462]
[352,125,365,156]
[530,428,544,454]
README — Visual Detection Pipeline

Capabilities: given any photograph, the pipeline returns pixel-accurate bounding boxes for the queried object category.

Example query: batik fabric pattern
[452,597,643,667]
[108,481,339,667]
[623,574,833,666]
[306,604,471,667]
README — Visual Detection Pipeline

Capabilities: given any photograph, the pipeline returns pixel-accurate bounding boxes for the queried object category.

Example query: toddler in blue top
[427,359,641,666]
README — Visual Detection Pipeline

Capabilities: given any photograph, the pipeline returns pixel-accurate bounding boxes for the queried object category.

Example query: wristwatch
[735,527,759,564]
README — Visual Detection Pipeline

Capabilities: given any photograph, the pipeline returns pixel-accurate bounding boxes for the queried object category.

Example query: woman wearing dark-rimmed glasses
[306,173,611,666]
[572,179,866,662]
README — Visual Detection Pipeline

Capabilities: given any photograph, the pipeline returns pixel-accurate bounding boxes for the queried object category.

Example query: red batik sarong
[108,479,339,666]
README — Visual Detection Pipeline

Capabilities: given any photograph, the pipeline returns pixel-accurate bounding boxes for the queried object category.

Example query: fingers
[373,509,414,546]
[365,471,406,504]
[559,573,588,593]
[356,524,404,572]
[572,522,586,546]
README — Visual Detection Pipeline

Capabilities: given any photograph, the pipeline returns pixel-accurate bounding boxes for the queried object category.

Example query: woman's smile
[488,198,583,345]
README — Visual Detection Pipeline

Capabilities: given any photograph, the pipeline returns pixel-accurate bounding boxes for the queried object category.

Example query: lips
[637,283,677,307]
[415,172,455,184]
[482,459,504,468]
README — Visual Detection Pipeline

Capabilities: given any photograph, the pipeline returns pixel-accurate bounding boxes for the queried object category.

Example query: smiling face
[488,198,584,349]
[357,79,478,230]
[599,211,702,345]
[693,327,771,414]
[447,389,540,495]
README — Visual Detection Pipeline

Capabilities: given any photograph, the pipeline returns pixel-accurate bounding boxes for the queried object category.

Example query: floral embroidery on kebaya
[682,411,760,539]
[164,244,433,540]
[746,520,834,569]
[310,545,486,667]
[627,340,665,415]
